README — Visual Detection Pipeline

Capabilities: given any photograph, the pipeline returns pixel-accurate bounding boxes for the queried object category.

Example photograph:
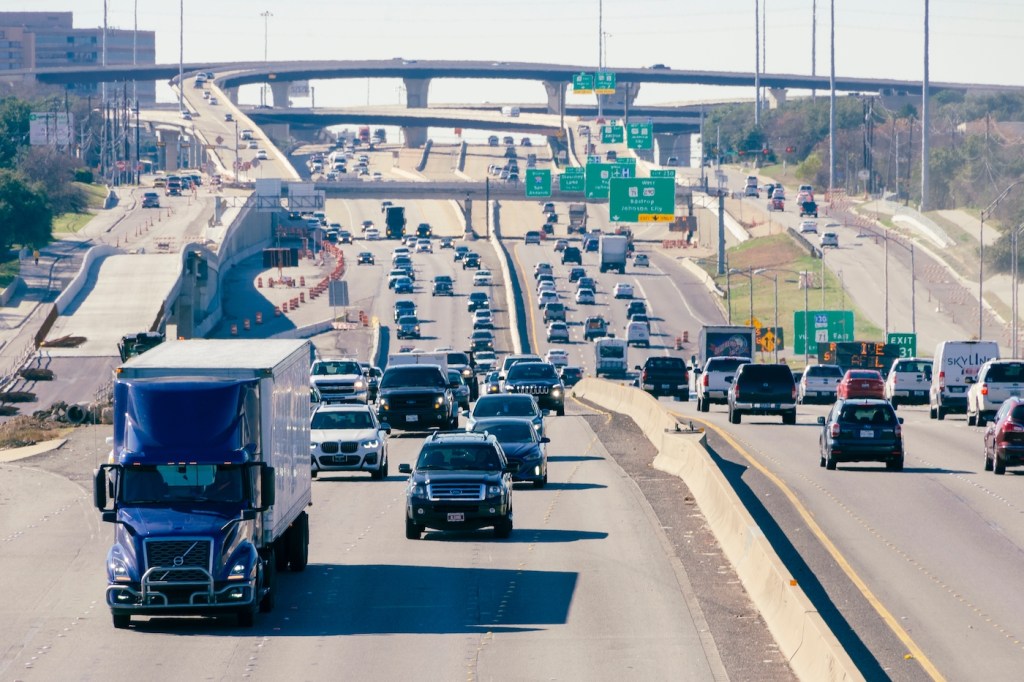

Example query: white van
[501,106,521,117]
[929,340,1000,420]
[625,321,650,348]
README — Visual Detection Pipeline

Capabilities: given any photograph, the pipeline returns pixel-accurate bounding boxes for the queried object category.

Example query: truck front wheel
[287,512,309,571]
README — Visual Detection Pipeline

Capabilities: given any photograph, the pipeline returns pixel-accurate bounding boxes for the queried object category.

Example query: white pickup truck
[695,356,751,412]
[798,364,844,404]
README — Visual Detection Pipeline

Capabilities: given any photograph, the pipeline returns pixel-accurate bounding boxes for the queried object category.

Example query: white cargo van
[929,340,1000,420]
[625,321,650,348]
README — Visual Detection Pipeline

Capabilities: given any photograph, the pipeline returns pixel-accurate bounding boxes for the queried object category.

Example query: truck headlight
[409,483,426,497]
[354,379,365,390]
[361,439,379,449]
[487,485,502,496]
[462,368,473,378]
[228,561,250,580]
[551,388,562,398]
[110,560,131,582]
[434,396,445,408]
[379,398,390,410]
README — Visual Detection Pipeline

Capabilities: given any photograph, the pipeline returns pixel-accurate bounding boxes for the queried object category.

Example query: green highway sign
[626,122,653,150]
[573,73,594,94]
[887,332,918,358]
[595,72,616,94]
[608,177,675,222]
[525,169,551,198]
[601,125,624,144]
[794,310,855,355]
[615,157,636,165]
[587,155,602,165]
[586,163,633,199]
[650,169,676,178]
[558,171,585,192]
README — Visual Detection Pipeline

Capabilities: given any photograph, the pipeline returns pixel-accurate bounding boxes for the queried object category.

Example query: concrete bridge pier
[400,126,429,148]
[766,87,787,109]
[223,86,239,105]
[402,78,431,108]
[270,81,291,108]
[654,133,690,166]
[599,82,641,114]
[542,80,568,115]
[156,128,181,171]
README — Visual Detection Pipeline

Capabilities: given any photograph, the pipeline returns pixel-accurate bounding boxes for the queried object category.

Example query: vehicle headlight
[487,485,502,496]
[379,398,390,410]
[310,442,319,451]
[227,561,250,581]
[434,396,445,408]
[409,483,426,497]
[361,439,379,449]
[110,559,131,582]
[354,379,365,389]
[551,388,562,398]
[462,368,473,378]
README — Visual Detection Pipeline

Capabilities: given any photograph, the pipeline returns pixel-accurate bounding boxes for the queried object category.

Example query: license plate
[447,512,465,522]
[860,430,874,438]
[406,414,418,422]
[912,390,925,397]
[754,403,777,409]
[661,384,670,390]
[951,386,966,393]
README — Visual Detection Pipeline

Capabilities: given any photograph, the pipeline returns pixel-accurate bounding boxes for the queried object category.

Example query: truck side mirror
[93,467,109,511]
[690,354,697,366]
[259,465,276,510]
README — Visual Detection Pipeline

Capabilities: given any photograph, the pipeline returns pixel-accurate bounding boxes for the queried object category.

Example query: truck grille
[321,442,339,454]
[144,538,212,582]
[428,483,485,501]
[507,384,551,396]
[393,394,436,409]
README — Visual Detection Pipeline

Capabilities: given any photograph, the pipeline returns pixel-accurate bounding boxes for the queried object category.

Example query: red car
[983,396,1024,474]
[837,369,885,400]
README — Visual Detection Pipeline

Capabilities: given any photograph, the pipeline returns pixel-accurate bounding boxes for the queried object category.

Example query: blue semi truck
[94,339,312,628]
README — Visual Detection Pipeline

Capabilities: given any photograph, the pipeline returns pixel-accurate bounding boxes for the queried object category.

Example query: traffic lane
[682,397,1024,679]
[261,413,724,680]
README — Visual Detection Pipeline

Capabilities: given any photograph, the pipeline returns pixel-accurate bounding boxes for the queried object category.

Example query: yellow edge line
[679,411,945,682]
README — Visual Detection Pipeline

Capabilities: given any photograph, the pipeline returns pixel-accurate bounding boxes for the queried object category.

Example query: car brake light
[894,421,902,437]
[938,370,945,390]
[981,384,989,396]
[1000,420,1024,441]
[829,423,841,438]
[792,384,798,400]
[702,373,709,387]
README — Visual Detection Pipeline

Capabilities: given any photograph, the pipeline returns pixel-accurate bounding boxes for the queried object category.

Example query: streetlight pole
[178,0,184,115]
[260,10,273,107]
[1013,224,1024,356]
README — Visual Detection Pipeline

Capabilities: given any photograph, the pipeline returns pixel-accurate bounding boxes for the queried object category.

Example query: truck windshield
[599,345,624,359]
[312,361,362,376]
[380,366,445,388]
[507,363,557,380]
[121,465,244,504]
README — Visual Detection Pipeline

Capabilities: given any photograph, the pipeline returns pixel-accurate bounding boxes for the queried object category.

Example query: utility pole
[754,0,761,126]
[261,10,273,107]
[921,0,931,211]
[811,0,817,102]
[102,0,108,103]
[597,0,604,121]
[828,0,835,193]
[133,0,138,105]
[178,0,184,115]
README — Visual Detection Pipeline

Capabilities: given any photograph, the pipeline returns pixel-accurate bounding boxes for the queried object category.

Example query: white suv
[884,357,931,408]
[798,364,844,404]
[820,232,839,248]
[695,356,751,412]
[310,404,390,480]
[967,359,1024,426]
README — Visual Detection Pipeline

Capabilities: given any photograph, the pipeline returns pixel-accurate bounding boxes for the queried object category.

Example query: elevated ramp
[44,253,181,357]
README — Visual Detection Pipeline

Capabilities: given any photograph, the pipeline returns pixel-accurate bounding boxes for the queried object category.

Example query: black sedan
[818,399,904,471]
[471,417,549,487]
[357,251,375,265]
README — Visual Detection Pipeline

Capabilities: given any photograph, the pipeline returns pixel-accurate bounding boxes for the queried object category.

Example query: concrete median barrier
[573,378,862,682]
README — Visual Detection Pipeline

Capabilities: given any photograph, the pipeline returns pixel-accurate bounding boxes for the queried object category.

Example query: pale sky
[6,1,1023,107]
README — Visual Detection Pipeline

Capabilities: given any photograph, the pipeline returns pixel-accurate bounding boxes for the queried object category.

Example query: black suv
[432,276,454,296]
[377,364,458,431]
[502,361,565,416]
[636,356,689,401]
[727,363,797,424]
[561,247,582,265]
[467,292,490,313]
[462,252,481,269]
[818,399,904,471]
[398,431,516,539]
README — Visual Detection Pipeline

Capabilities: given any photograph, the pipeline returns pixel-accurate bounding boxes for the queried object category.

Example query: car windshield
[380,366,446,388]
[121,464,243,504]
[708,358,749,372]
[312,360,362,376]
[896,361,931,375]
[837,405,896,425]
[446,352,470,366]
[473,421,535,443]
[311,410,374,430]
[474,397,535,418]
[416,445,502,471]
[847,371,882,380]
[507,363,557,380]
[447,370,465,386]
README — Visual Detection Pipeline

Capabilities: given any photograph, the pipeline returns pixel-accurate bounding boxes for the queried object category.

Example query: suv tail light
[999,420,1024,442]
[981,384,989,396]
[792,384,798,400]
[641,369,648,383]
[702,373,709,387]
[829,422,841,438]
